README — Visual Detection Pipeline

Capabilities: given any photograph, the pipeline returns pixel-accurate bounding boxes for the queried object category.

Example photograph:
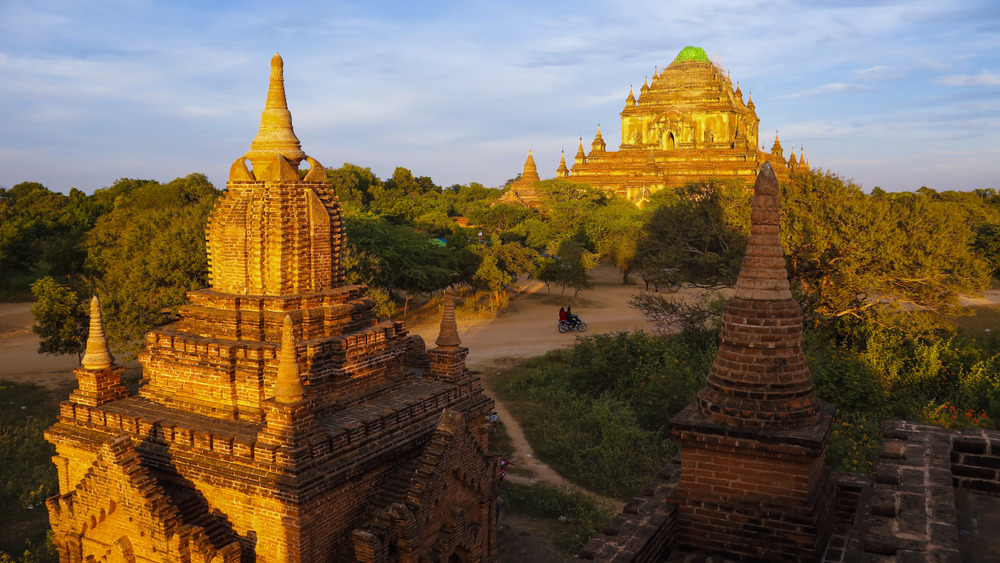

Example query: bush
[501,483,614,553]
[498,331,710,497]
[0,381,59,563]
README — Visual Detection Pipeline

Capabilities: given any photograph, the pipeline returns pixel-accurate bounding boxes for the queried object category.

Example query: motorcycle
[558,317,587,333]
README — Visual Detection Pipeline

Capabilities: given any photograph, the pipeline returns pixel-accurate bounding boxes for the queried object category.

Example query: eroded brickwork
[46,54,499,563]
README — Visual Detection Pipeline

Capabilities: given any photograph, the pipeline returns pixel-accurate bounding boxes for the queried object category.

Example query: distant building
[507,46,810,207]
[45,54,499,562]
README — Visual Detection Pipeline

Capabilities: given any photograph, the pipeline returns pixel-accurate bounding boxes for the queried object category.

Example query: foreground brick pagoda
[503,46,810,207]
[45,54,499,562]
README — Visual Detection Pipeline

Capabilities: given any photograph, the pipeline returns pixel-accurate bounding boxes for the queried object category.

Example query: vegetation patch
[500,482,615,554]
[0,380,59,563]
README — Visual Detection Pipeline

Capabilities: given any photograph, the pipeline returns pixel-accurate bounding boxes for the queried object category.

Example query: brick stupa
[668,162,836,560]
[46,54,500,562]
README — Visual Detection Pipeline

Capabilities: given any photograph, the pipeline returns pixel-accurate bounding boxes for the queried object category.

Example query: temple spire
[81,296,114,371]
[696,162,821,429]
[591,125,606,153]
[574,138,587,165]
[435,293,462,350]
[733,163,792,301]
[556,150,570,178]
[521,149,541,182]
[274,316,305,403]
[246,53,306,171]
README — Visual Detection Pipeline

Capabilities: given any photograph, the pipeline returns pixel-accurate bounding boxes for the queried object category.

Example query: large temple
[45,54,500,562]
[502,46,810,207]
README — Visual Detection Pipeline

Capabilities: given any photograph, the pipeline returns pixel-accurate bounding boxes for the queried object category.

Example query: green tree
[30,277,87,359]
[536,239,591,296]
[633,180,748,291]
[326,163,382,216]
[84,174,222,359]
[782,170,990,322]
[972,223,1000,277]
[344,216,455,295]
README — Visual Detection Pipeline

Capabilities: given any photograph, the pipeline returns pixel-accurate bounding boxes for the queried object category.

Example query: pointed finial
[81,296,114,370]
[245,53,306,172]
[274,315,305,403]
[733,163,792,301]
[435,293,462,350]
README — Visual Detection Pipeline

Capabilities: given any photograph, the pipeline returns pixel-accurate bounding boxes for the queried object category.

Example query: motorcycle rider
[566,306,580,326]
[559,307,568,323]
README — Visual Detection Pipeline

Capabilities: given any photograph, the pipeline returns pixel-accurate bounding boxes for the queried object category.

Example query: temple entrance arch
[664,131,676,150]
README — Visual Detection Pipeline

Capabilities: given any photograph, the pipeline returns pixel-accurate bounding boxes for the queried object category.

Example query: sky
[1,0,999,194]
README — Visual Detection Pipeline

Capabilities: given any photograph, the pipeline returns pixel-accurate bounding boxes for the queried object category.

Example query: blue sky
[1,0,998,194]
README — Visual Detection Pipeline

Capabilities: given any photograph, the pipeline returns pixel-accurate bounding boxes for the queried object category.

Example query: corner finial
[274,315,305,403]
[435,293,462,350]
[81,296,114,371]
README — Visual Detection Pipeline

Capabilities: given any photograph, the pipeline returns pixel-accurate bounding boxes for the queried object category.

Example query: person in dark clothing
[566,306,579,324]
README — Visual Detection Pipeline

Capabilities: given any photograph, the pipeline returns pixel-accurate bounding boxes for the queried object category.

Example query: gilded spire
[246,53,306,171]
[770,131,783,159]
[435,293,462,350]
[81,296,114,371]
[556,150,570,178]
[626,86,636,107]
[522,149,541,182]
[591,125,606,153]
[574,138,587,165]
[274,315,305,403]
[746,92,755,111]
[734,81,742,103]
[799,147,806,166]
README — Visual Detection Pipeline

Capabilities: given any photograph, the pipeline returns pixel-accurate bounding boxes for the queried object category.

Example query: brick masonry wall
[578,462,681,562]
[951,427,1000,494]
[847,420,961,561]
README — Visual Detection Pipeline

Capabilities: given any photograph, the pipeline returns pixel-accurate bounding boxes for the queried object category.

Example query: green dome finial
[673,46,709,64]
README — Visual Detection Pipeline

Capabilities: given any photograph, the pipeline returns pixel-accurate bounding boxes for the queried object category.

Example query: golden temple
[503,46,809,207]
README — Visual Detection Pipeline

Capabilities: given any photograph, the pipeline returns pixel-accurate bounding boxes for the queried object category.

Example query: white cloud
[780,83,873,99]
[934,69,1000,87]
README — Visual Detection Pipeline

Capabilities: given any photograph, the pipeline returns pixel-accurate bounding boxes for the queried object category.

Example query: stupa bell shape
[245,53,306,171]
[81,296,114,371]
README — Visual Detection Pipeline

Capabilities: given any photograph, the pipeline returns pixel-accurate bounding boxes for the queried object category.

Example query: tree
[535,239,591,296]
[84,174,222,359]
[590,200,643,284]
[326,163,382,216]
[633,180,748,291]
[30,277,87,359]
[781,170,990,323]
[972,223,1000,277]
[344,216,455,295]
